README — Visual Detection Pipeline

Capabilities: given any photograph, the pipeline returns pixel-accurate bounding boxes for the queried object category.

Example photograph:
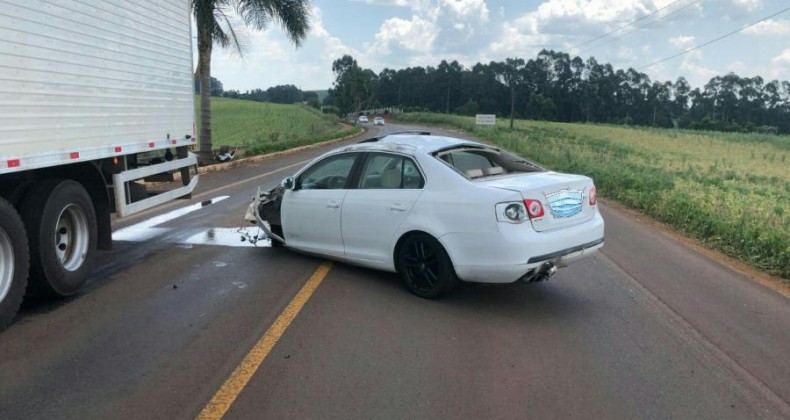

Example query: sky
[207,0,790,92]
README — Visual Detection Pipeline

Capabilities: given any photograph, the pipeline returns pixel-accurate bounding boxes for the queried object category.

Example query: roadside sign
[475,114,496,126]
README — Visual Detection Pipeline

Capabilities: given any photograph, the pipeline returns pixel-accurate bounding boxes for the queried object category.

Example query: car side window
[297,153,357,190]
[358,153,424,189]
[401,158,424,189]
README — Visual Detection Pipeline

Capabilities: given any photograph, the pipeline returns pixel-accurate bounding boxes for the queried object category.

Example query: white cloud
[679,51,717,85]
[489,13,550,56]
[669,35,695,49]
[438,0,490,20]
[489,0,702,57]
[430,0,491,51]
[727,60,747,73]
[743,19,790,35]
[367,0,492,67]
[211,5,363,90]
[731,0,763,11]
[349,0,432,10]
[773,49,790,65]
[372,16,438,54]
[525,0,692,33]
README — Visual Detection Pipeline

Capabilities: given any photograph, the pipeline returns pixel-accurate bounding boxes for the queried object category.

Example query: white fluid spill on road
[112,195,273,248]
[183,227,271,248]
[113,196,230,242]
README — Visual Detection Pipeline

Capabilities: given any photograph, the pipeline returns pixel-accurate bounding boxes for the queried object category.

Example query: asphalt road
[0,123,788,419]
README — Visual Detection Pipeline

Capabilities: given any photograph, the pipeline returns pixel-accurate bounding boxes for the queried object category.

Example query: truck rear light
[589,187,597,206]
[524,199,544,219]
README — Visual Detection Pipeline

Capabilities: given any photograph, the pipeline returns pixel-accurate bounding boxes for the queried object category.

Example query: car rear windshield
[434,146,544,179]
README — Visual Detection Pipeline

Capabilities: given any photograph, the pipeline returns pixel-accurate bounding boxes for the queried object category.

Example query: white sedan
[247,133,604,298]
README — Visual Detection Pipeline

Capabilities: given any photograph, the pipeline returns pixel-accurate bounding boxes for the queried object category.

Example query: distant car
[357,115,369,124]
[246,133,604,298]
[374,116,385,126]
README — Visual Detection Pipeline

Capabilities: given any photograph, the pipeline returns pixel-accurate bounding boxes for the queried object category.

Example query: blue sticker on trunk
[545,189,583,218]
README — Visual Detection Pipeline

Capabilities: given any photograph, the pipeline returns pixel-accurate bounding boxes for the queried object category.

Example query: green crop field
[199,96,359,155]
[395,113,790,280]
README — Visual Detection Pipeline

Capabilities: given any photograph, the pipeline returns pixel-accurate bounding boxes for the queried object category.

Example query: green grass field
[202,96,359,155]
[395,113,790,280]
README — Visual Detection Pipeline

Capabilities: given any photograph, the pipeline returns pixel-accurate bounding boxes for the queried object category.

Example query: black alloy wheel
[397,233,457,298]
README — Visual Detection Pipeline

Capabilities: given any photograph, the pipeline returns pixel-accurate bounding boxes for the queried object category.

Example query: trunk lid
[477,172,596,232]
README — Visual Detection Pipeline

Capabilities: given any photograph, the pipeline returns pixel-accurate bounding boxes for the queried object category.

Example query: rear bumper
[441,211,604,283]
[528,237,604,264]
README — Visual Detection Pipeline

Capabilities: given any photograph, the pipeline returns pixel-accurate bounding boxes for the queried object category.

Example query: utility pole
[510,84,515,130]
[446,84,451,114]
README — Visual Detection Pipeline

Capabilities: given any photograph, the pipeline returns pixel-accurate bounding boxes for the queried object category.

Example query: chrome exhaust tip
[521,262,558,283]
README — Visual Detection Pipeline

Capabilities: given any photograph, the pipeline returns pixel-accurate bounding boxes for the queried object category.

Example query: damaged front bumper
[245,187,286,244]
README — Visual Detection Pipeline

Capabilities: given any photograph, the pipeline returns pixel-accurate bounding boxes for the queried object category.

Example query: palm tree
[192,0,310,163]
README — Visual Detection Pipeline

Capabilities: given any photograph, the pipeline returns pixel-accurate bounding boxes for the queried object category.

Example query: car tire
[396,233,458,299]
[0,197,29,331]
[20,180,97,297]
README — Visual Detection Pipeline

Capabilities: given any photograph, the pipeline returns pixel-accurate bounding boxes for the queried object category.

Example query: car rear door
[282,152,360,256]
[341,152,424,262]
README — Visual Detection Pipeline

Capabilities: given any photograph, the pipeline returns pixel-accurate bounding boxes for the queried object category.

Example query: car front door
[282,152,360,256]
[341,153,425,262]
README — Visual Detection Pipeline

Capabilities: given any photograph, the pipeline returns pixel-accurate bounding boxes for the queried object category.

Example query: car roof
[342,134,487,155]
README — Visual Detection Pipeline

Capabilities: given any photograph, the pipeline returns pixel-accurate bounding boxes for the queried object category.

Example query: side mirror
[282,176,295,190]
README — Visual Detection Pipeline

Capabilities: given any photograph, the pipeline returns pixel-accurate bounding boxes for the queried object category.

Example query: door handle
[390,204,407,212]
[327,200,340,209]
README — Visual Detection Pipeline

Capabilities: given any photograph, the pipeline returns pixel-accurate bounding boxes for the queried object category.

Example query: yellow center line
[197,261,333,420]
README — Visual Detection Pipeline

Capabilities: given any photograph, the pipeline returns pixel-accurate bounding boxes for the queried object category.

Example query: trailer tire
[20,180,97,297]
[0,197,29,331]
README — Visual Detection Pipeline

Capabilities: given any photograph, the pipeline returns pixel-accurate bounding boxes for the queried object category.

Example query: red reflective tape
[191,137,196,142]
[115,146,122,153]
[171,139,177,145]
[70,152,79,159]
[7,159,20,168]
[149,142,155,148]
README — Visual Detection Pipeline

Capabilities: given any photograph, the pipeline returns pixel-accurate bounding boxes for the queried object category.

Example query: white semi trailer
[0,0,198,330]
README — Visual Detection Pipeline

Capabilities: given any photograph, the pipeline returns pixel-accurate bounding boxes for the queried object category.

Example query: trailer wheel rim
[55,204,89,272]
[0,229,14,302]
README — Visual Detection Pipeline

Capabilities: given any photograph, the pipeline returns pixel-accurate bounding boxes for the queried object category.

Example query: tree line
[199,79,321,107]
[327,51,790,134]
[221,84,319,106]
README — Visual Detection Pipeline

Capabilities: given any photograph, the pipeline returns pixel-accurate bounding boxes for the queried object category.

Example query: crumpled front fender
[245,187,286,244]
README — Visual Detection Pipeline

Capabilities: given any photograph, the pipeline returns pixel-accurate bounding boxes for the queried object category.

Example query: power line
[637,6,790,70]
[574,0,703,56]
[567,0,689,53]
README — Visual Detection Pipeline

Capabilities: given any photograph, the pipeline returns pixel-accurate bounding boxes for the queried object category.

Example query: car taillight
[589,187,597,206]
[524,199,544,219]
